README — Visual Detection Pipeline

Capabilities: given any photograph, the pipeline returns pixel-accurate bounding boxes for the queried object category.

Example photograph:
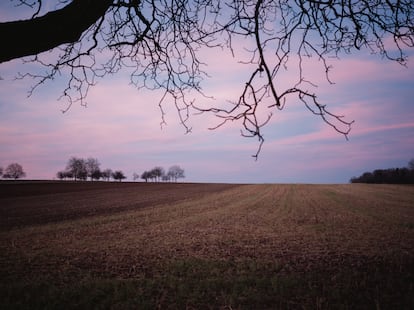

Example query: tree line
[56,157,126,181]
[140,165,185,183]
[57,157,185,182]
[350,159,414,184]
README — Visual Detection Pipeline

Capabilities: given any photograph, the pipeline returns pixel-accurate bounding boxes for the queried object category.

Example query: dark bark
[0,0,112,63]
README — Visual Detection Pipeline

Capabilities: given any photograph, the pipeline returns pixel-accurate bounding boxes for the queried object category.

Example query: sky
[1,4,413,184]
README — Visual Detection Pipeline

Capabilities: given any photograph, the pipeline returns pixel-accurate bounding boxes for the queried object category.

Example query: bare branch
[1,0,413,157]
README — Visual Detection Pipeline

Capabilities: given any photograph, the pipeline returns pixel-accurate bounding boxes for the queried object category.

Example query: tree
[56,171,66,180]
[91,169,102,181]
[65,157,87,180]
[101,168,113,181]
[168,165,185,182]
[112,170,126,182]
[85,157,101,181]
[162,174,171,182]
[350,167,414,184]
[150,167,165,182]
[409,158,414,170]
[132,172,140,181]
[3,163,26,179]
[1,1,413,156]
[56,170,75,180]
[64,170,74,180]
[0,166,3,178]
[141,171,151,183]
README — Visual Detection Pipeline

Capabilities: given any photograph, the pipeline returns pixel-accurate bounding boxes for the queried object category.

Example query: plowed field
[1,182,413,309]
[0,181,239,229]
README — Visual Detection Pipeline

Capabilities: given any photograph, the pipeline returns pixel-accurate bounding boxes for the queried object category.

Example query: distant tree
[91,169,102,181]
[168,165,185,182]
[85,157,101,181]
[112,170,126,182]
[351,167,414,184]
[150,167,165,182]
[149,170,157,182]
[66,157,87,180]
[64,170,74,180]
[3,163,26,180]
[409,158,414,171]
[101,169,112,181]
[56,170,75,180]
[162,174,171,182]
[56,171,66,180]
[0,166,3,178]
[132,172,140,182]
[141,171,150,183]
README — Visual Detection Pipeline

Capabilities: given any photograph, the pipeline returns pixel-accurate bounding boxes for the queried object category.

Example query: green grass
[2,257,413,309]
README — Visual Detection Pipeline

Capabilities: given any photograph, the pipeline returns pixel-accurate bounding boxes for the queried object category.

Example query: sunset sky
[1,3,413,183]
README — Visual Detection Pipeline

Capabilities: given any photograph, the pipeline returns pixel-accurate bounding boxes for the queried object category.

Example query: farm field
[1,181,414,309]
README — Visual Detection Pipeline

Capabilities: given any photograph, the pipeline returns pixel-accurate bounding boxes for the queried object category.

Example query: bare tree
[0,166,3,178]
[56,171,66,180]
[112,170,126,182]
[85,157,101,181]
[65,157,87,180]
[91,170,103,181]
[1,1,413,156]
[409,158,414,171]
[168,165,185,182]
[3,163,26,180]
[133,172,140,181]
[141,171,151,183]
[162,174,171,182]
[150,167,165,182]
[101,168,113,181]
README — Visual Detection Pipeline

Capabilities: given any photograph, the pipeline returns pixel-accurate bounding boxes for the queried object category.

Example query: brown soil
[1,182,413,308]
[0,181,242,230]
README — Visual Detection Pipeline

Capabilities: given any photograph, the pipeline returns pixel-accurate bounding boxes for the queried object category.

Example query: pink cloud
[1,15,413,183]
[329,56,413,84]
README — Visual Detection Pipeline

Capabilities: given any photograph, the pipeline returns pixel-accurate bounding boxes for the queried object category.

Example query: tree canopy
[58,156,125,181]
[350,158,414,184]
[1,0,413,157]
[3,163,26,180]
[140,165,185,182]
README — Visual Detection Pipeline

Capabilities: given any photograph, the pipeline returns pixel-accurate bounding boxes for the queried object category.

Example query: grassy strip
[2,258,413,309]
